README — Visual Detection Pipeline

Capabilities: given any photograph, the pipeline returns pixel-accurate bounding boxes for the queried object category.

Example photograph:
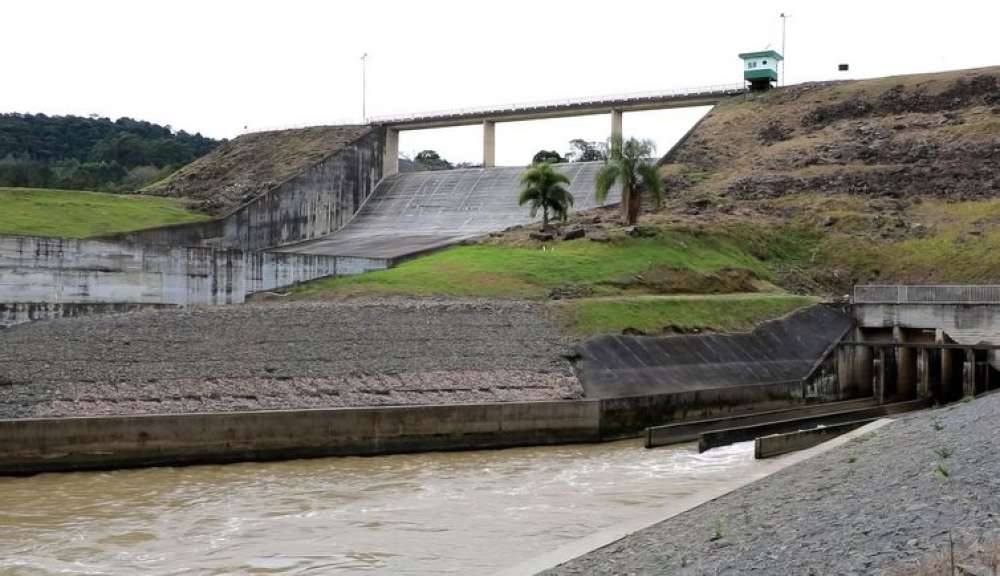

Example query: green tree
[414,150,453,170]
[518,162,574,231]
[595,136,662,226]
[532,149,563,164]
[567,139,607,162]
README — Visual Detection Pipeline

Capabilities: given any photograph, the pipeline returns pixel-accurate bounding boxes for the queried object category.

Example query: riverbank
[543,392,1000,575]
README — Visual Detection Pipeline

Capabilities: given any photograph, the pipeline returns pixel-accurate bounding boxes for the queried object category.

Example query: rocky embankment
[670,68,1000,204]
[0,299,581,418]
[544,393,1000,575]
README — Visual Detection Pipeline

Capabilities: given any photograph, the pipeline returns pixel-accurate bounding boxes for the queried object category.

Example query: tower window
[762,60,768,65]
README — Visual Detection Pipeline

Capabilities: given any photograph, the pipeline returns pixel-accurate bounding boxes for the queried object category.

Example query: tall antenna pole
[361,52,368,123]
[780,13,789,86]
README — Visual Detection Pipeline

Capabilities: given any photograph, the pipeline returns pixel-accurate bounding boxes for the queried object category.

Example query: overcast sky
[4,0,998,165]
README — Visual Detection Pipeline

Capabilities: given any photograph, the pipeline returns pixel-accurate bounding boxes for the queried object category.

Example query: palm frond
[595,163,620,205]
[637,162,663,207]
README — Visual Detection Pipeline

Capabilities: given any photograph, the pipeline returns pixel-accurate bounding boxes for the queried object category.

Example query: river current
[0,439,764,575]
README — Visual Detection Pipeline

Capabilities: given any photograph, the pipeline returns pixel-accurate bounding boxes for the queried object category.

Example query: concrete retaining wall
[99,220,225,247]
[0,235,245,307]
[0,377,843,474]
[0,400,602,474]
[754,419,874,459]
[221,129,384,252]
[0,235,388,328]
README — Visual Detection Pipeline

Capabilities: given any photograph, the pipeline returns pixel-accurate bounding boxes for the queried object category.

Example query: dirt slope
[142,125,371,215]
[665,66,999,202]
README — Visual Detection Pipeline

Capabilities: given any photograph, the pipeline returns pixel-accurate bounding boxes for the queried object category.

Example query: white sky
[3,0,999,165]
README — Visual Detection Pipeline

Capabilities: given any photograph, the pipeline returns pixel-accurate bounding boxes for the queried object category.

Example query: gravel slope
[544,393,1000,575]
[0,299,581,418]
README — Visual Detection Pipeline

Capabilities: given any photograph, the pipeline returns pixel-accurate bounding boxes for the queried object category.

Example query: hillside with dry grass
[142,125,371,215]
[653,65,1000,293]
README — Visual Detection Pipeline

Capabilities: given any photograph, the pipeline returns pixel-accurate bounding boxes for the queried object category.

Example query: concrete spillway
[275,162,619,260]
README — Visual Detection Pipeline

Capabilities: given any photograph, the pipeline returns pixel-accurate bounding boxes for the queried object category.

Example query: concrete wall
[221,129,384,252]
[0,234,388,328]
[0,376,854,474]
[0,235,245,307]
[0,400,602,474]
[99,220,225,247]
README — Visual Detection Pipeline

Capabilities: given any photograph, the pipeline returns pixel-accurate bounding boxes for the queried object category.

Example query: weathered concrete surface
[0,300,581,418]
[754,419,875,459]
[98,220,225,247]
[543,394,1000,576]
[696,397,928,452]
[0,235,386,327]
[0,400,602,475]
[276,162,621,260]
[0,235,245,307]
[221,129,384,252]
[576,304,853,399]
[645,397,877,448]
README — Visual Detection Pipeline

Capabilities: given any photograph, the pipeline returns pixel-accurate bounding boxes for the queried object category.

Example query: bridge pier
[384,128,399,177]
[611,109,623,143]
[483,120,496,168]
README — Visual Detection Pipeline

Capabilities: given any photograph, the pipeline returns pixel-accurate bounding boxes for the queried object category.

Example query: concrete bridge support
[611,109,623,143]
[483,120,496,168]
[384,128,399,177]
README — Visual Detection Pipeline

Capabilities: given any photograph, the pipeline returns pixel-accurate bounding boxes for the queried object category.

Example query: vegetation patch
[549,293,816,337]
[0,187,209,238]
[287,231,777,300]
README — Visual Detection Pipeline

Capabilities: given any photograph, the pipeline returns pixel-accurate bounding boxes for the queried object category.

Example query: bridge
[371,83,745,175]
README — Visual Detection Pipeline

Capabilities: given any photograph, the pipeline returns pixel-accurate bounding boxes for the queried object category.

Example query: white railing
[854,285,1000,304]
[369,83,745,124]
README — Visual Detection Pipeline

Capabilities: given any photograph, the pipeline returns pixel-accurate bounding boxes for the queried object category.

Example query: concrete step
[645,397,877,448]
[696,398,930,453]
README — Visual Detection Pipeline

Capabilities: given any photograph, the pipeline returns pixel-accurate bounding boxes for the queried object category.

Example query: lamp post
[780,13,789,86]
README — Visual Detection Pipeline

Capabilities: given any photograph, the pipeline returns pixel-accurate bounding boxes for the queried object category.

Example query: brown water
[0,440,765,575]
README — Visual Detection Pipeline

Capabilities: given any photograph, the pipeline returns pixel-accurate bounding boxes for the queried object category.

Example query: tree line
[0,113,220,192]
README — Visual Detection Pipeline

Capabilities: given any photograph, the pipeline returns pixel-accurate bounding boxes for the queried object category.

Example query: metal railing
[369,83,745,125]
[854,285,1000,304]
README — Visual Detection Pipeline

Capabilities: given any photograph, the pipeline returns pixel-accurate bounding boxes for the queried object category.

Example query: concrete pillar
[874,347,887,404]
[963,349,977,398]
[917,348,931,399]
[611,109,623,143]
[482,120,496,168]
[894,326,916,399]
[383,128,399,177]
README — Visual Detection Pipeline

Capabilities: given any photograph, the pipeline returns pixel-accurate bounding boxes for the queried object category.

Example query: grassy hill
[0,187,209,238]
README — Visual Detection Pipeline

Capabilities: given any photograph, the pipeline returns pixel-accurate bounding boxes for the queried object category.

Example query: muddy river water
[0,439,768,575]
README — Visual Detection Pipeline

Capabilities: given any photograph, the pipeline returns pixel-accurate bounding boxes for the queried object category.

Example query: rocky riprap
[0,299,581,418]
[544,393,1000,575]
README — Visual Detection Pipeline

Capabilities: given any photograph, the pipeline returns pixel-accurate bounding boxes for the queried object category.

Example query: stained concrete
[276,162,621,260]
[0,234,387,328]
[575,305,854,399]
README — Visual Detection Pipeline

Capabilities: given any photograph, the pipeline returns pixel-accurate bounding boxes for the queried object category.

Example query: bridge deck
[275,162,619,260]
[373,84,743,129]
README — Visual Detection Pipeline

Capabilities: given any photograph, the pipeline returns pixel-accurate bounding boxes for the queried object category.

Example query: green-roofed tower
[739,50,783,91]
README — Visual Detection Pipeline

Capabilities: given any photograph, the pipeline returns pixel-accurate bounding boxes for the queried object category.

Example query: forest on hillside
[0,113,220,192]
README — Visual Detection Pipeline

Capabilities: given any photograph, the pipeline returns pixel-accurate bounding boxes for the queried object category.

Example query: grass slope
[0,187,208,238]
[289,232,776,300]
[551,293,817,337]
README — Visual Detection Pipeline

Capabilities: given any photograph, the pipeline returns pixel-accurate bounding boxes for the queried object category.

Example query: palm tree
[518,162,574,231]
[595,136,663,226]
